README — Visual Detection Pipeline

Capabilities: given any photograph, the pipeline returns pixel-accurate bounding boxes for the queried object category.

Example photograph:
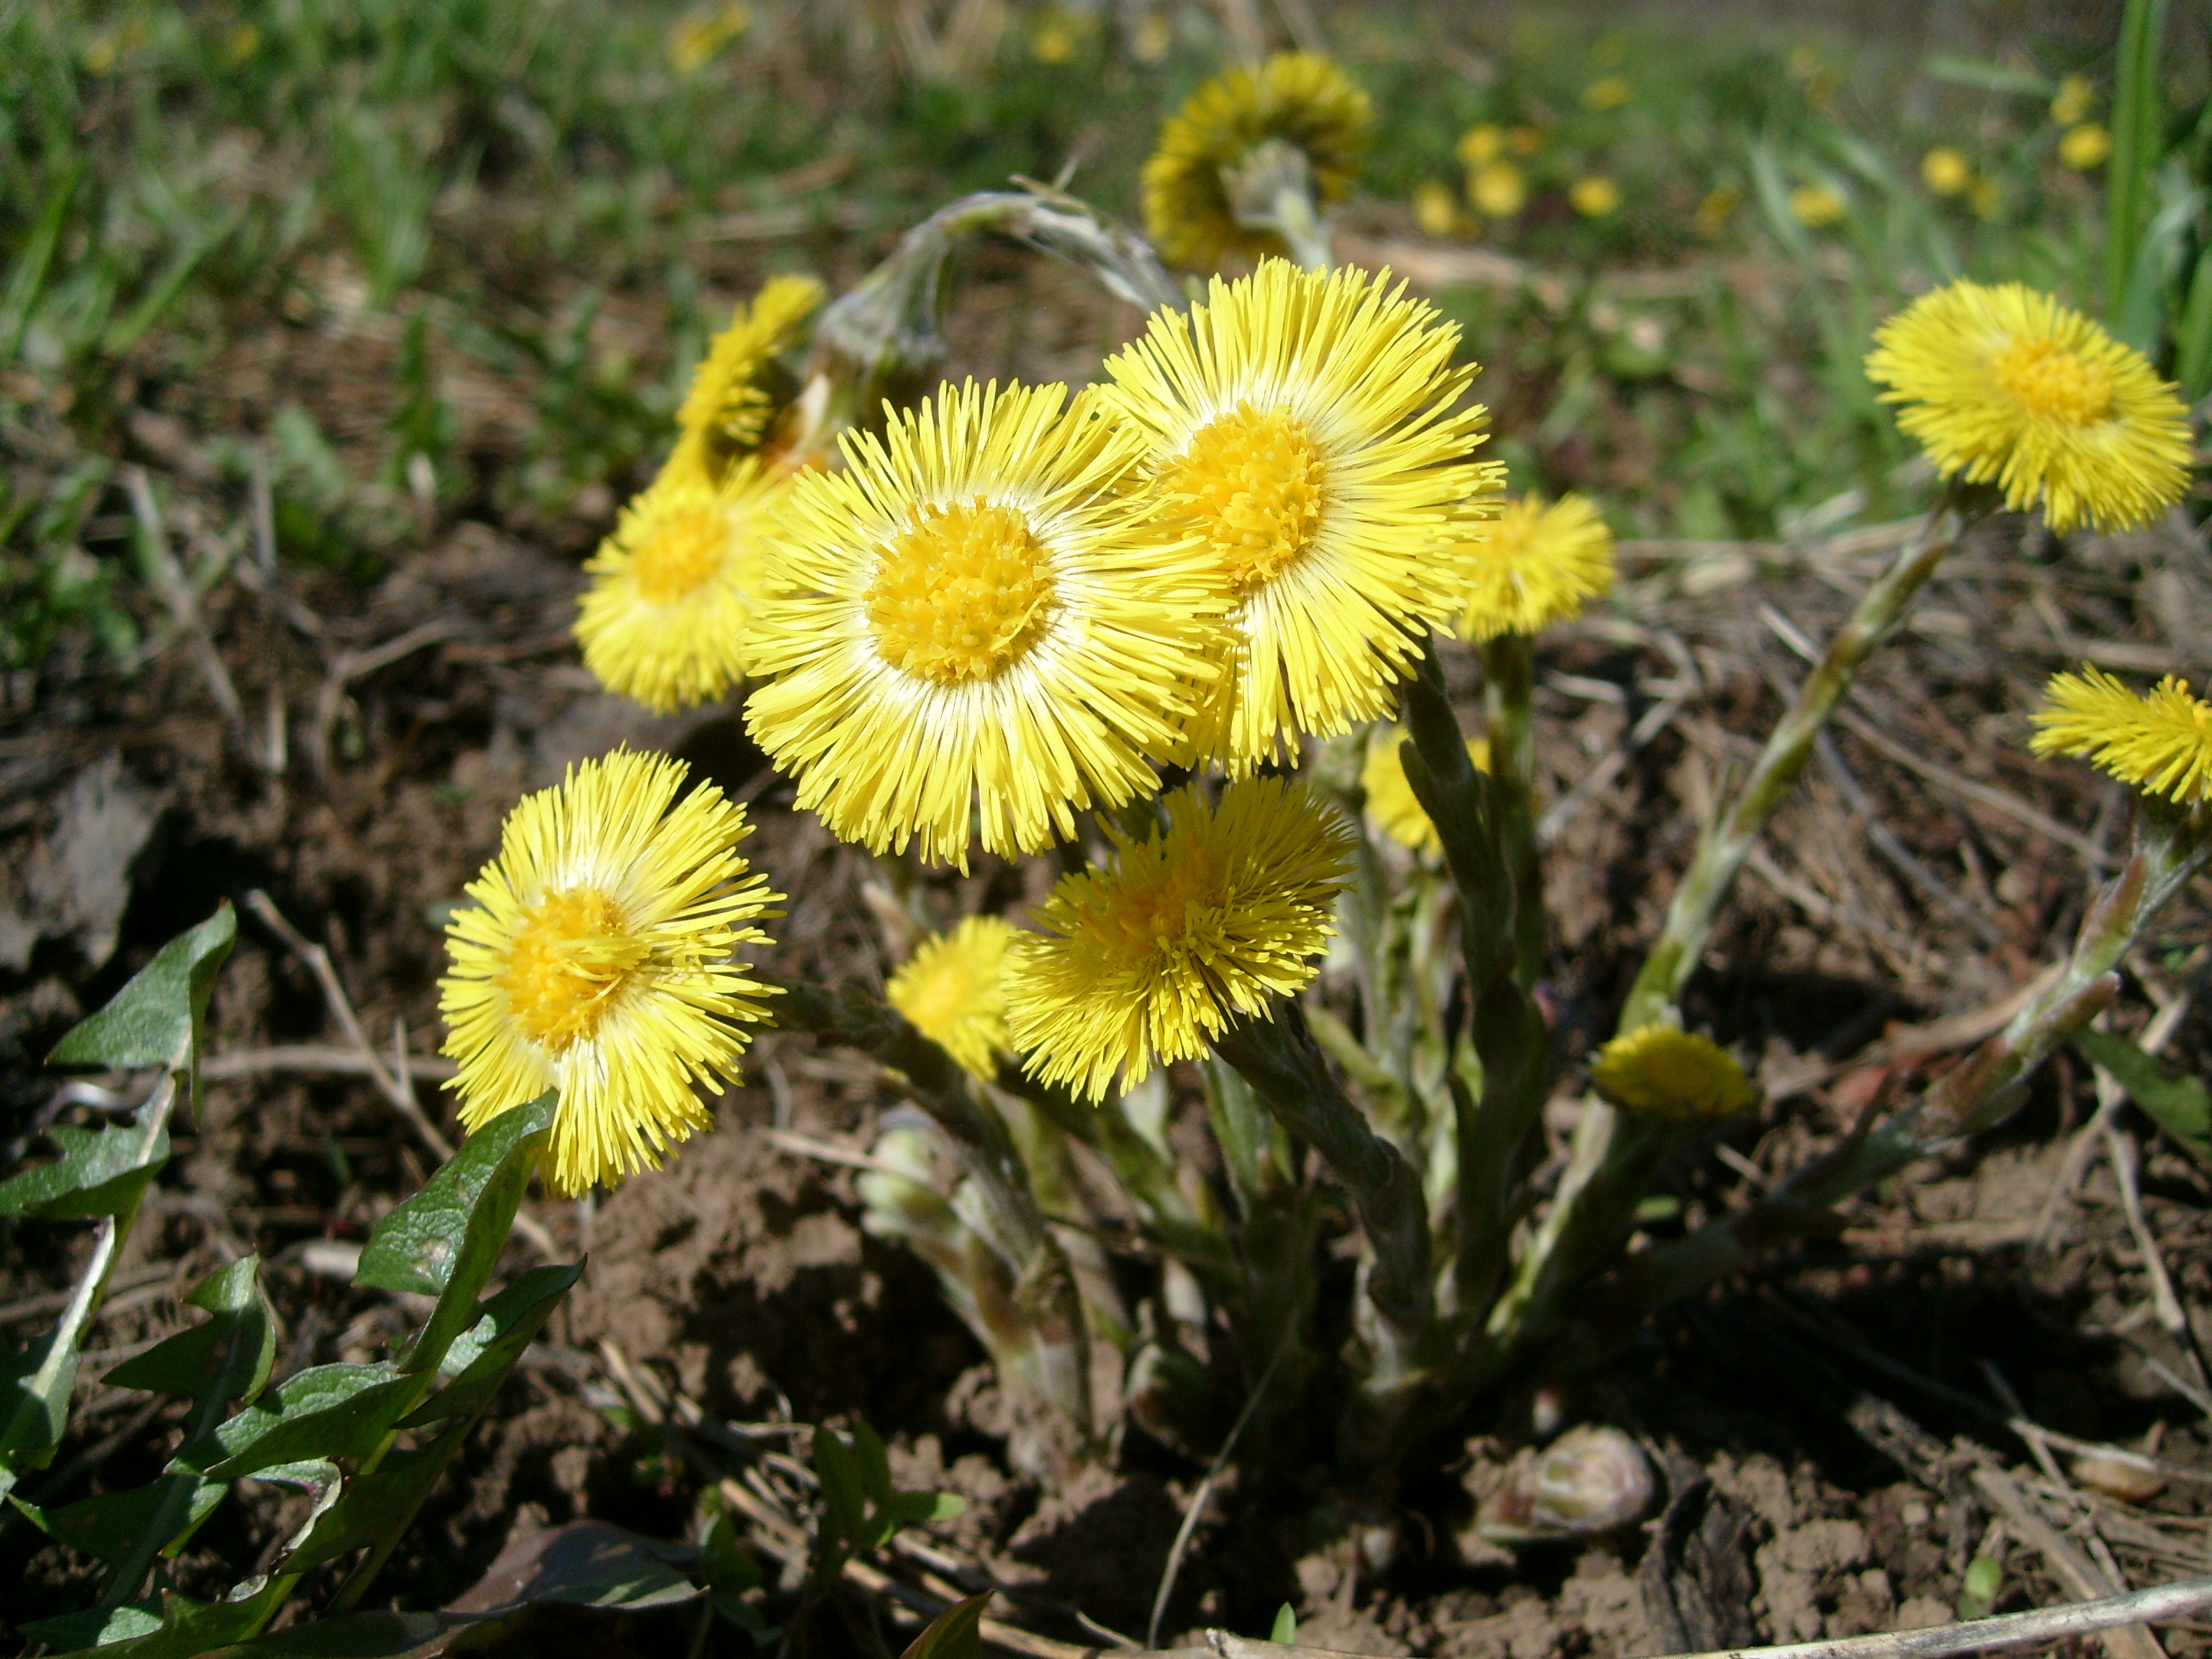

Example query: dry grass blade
[1971,1465,2164,1659]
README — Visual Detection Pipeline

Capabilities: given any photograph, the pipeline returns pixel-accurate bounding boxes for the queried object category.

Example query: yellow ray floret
[1144,52,1372,270]
[1864,279,2191,534]
[439,750,781,1195]
[1591,1026,1753,1123]
[744,379,1229,868]
[1457,493,1615,642]
[677,274,826,478]
[886,914,1017,1080]
[1360,725,1491,855]
[1102,261,1503,775]
[1007,778,1357,1102]
[2031,666,2212,805]
[575,451,791,714]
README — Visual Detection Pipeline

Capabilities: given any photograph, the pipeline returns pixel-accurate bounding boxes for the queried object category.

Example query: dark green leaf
[811,1427,867,1554]
[399,1264,581,1428]
[2075,1028,2212,1164]
[0,1123,171,1220]
[698,1514,761,1596]
[199,1610,479,1658]
[881,1490,966,1528]
[105,1256,274,1405]
[15,1473,223,1564]
[851,1419,894,1506]
[0,1323,82,1478]
[44,1577,286,1658]
[49,905,235,1102]
[277,1421,469,1573]
[896,1593,989,1659]
[199,1363,415,1480]
[17,1602,165,1650]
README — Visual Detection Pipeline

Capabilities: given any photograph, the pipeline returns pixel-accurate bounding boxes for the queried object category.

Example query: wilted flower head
[1143,52,1372,269]
[2031,667,2212,806]
[886,915,1018,1080]
[1007,779,1357,1102]
[1591,1025,1753,1122]
[439,751,780,1195]
[1865,279,2191,533]
[1457,493,1614,643]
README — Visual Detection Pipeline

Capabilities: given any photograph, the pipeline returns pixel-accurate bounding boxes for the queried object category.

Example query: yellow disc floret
[1865,279,2192,533]
[2031,666,2212,806]
[1457,493,1616,642]
[887,914,1018,1080]
[865,501,1056,683]
[439,750,781,1195]
[1591,1026,1754,1123]
[1169,405,1327,595]
[1006,778,1357,1102]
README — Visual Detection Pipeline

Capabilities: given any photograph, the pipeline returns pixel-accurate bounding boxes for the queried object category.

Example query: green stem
[1618,493,1965,1035]
[2106,0,2173,336]
[1480,633,1544,988]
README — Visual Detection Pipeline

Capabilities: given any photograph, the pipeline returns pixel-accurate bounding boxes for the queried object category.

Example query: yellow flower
[575,450,787,714]
[1967,175,2004,220]
[1582,75,1632,112]
[1790,183,1846,228]
[669,3,750,72]
[1142,52,1372,269]
[439,750,780,1195]
[2051,73,2095,127]
[1469,160,1527,219]
[1361,727,1490,855]
[1413,181,1462,238]
[1865,279,2193,533]
[1569,176,1620,218]
[2031,667,2212,805]
[744,379,1228,868]
[677,274,826,481]
[1457,493,1615,642]
[1100,261,1501,775]
[1922,148,1972,197]
[1031,13,1077,63]
[888,915,1018,1079]
[1457,123,1505,167]
[1007,779,1357,1101]
[1693,184,1740,234]
[1591,1027,1754,1123]
[225,23,261,63]
[2059,123,2112,171]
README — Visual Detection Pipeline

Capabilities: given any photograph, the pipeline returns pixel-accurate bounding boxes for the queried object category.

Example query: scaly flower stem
[1223,138,1334,270]
[1617,492,1966,1035]
[1481,632,1545,988]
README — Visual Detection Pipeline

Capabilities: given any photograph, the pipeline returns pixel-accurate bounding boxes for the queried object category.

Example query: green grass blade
[2105,0,2173,333]
[0,160,85,364]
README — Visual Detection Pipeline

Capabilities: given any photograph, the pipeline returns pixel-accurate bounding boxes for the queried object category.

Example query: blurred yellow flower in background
[669,4,749,72]
[2051,73,2095,127]
[1361,727,1490,855]
[1968,175,2005,220]
[1457,123,1505,167]
[1130,12,1172,62]
[1592,1027,1754,1122]
[1921,148,1971,197]
[1789,184,1846,228]
[1570,176,1620,217]
[888,915,1019,1079]
[1030,13,1076,63]
[2033,669,2212,805]
[1457,493,1616,642]
[1693,184,1740,233]
[1469,160,1528,218]
[225,23,261,64]
[2059,123,2111,171]
[1413,181,1462,237]
[1582,75,1632,111]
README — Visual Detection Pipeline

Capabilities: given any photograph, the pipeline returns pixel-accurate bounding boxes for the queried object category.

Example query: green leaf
[17,1602,165,1651]
[197,1610,476,1658]
[198,1363,415,1480]
[43,1577,287,1658]
[2074,1028,2212,1164]
[896,1593,989,1659]
[811,1427,867,1555]
[0,1323,83,1480]
[851,1419,894,1506]
[105,1256,274,1405]
[356,1093,554,1377]
[399,1264,581,1428]
[15,1473,223,1564]
[276,1419,469,1573]
[881,1490,966,1528]
[49,904,235,1095]
[1270,1604,1299,1645]
[1920,53,2054,96]
[0,1122,171,1220]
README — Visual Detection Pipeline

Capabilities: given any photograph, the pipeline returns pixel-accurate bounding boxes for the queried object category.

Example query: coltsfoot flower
[1007,778,1357,1102]
[887,914,1017,1080]
[744,379,1228,868]
[677,274,824,479]
[1865,279,2192,533]
[1143,52,1372,269]
[1457,493,1615,643]
[2031,667,2212,805]
[1591,1026,1753,1122]
[1361,725,1490,855]
[1102,261,1501,774]
[575,452,789,713]
[439,750,781,1195]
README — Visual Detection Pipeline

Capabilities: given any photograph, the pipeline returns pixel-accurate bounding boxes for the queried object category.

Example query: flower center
[1994,337,2114,426]
[632,505,727,603]
[1168,404,1326,595]
[865,500,1056,684]
[502,888,650,1050]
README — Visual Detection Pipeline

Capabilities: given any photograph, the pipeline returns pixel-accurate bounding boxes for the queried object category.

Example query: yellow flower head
[1865,279,2193,533]
[1458,123,1505,167]
[439,750,780,1195]
[744,379,1228,868]
[2051,73,2095,127]
[2031,667,2212,806]
[1790,183,1846,228]
[1570,176,1620,218]
[1007,778,1357,1102]
[2059,123,2111,171]
[1413,181,1462,238]
[1361,726,1490,855]
[677,274,825,480]
[1143,52,1372,269]
[1101,261,1501,775]
[1591,1026,1754,1123]
[1581,75,1632,112]
[887,915,1017,1079]
[1469,160,1527,219]
[1457,492,1615,642]
[575,451,789,714]
[1922,148,1972,197]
